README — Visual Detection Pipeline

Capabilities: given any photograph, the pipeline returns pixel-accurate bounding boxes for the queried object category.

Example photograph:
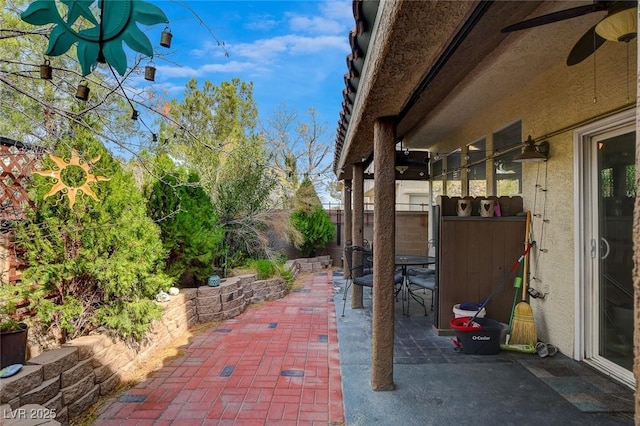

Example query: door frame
[573,108,635,389]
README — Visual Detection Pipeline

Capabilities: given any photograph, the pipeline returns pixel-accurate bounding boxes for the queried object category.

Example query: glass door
[588,125,635,384]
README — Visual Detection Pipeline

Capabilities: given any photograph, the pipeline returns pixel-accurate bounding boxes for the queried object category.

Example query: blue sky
[150,0,353,133]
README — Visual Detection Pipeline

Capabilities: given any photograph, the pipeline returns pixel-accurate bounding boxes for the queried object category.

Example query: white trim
[589,356,636,390]
[572,129,585,361]
[573,108,635,387]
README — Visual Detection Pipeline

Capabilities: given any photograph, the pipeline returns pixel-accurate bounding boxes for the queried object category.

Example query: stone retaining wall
[0,256,331,425]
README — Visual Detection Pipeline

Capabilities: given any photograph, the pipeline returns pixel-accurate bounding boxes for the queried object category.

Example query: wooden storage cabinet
[435,216,525,334]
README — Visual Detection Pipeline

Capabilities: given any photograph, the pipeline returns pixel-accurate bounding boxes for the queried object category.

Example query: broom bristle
[510,302,537,345]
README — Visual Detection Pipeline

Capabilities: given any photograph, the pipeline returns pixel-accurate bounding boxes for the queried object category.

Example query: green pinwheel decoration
[21,0,168,76]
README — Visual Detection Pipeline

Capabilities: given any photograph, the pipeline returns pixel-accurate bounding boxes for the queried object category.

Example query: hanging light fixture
[75,80,89,101]
[40,59,52,79]
[160,26,173,48]
[144,59,156,81]
[595,4,637,42]
[513,135,550,163]
[395,140,409,174]
[395,165,408,174]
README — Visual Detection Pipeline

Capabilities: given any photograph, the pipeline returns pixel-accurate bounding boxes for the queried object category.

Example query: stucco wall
[416,42,637,356]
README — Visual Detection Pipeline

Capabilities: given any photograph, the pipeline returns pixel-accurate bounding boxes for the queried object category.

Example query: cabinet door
[438,218,525,327]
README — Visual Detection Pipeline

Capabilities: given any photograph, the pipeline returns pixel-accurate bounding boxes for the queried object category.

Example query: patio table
[394,255,435,316]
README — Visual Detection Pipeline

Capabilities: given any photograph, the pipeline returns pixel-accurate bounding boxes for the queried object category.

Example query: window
[493,121,522,196]
[467,139,486,197]
[446,149,461,196]
[431,158,443,199]
[409,194,429,211]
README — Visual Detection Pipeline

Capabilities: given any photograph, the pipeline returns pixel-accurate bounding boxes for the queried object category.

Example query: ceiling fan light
[595,7,637,42]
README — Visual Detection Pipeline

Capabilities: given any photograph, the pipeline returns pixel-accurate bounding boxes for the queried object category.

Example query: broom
[502,255,536,353]
[507,260,523,334]
[509,211,538,345]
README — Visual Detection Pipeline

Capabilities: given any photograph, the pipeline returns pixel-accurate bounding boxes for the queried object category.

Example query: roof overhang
[334,0,608,180]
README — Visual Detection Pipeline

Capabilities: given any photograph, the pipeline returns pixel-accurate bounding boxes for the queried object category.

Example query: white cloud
[286,0,353,34]
[287,14,344,34]
[200,61,259,73]
[232,34,349,62]
[245,13,280,31]
[189,40,231,59]
[156,65,199,79]
[157,61,264,80]
[156,81,188,96]
[182,2,352,67]
[288,35,348,54]
[319,0,354,22]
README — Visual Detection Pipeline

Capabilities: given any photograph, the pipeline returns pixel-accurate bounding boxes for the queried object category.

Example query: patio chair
[342,245,403,316]
[407,272,436,314]
[407,239,438,314]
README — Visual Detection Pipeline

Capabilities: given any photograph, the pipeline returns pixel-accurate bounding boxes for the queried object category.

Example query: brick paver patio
[93,271,343,425]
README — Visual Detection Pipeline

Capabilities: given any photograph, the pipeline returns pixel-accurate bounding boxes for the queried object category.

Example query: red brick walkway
[93,271,344,426]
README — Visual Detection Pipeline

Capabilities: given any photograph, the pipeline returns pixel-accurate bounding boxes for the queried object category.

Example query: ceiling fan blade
[501,3,607,33]
[567,25,607,66]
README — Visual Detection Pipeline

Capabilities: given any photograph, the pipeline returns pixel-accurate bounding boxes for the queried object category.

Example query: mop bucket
[452,303,486,319]
[450,317,502,355]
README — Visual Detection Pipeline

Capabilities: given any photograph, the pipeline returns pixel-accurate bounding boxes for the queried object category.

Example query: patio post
[371,116,396,391]
[351,163,365,308]
[343,179,353,277]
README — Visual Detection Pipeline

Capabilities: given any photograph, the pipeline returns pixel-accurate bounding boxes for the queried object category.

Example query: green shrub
[250,259,277,280]
[290,206,334,257]
[12,132,171,342]
[0,300,23,332]
[289,176,334,257]
[245,257,294,288]
[145,153,224,284]
[275,263,295,289]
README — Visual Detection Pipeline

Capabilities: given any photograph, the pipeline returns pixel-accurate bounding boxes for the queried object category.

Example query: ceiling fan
[501,1,638,66]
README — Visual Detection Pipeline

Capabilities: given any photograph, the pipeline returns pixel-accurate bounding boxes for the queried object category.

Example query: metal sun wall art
[34,150,110,209]
[21,0,169,76]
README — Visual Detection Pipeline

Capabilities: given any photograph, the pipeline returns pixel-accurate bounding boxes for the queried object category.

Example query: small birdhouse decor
[33,150,110,209]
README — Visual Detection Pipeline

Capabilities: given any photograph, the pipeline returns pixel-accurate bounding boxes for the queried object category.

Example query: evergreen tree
[145,152,224,284]
[11,130,171,342]
[290,176,334,257]
[165,79,281,273]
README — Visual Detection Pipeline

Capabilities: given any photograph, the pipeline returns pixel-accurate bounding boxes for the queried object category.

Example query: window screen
[493,121,522,196]
[432,158,443,199]
[467,139,486,197]
[446,149,461,196]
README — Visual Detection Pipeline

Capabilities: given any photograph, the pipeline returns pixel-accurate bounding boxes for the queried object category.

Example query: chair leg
[341,279,351,317]
[342,279,349,301]
[407,286,427,316]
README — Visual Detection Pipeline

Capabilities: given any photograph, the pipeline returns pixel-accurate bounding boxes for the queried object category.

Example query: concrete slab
[333,271,633,425]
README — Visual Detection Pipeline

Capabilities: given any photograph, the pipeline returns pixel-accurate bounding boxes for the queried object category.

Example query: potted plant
[0,302,29,369]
